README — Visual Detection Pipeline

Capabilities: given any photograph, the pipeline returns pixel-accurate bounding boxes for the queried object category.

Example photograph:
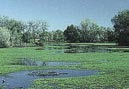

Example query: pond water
[64,45,111,53]
[11,59,80,66]
[0,69,98,89]
[45,44,113,53]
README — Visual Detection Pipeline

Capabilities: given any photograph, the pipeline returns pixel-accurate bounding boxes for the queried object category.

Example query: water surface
[11,59,80,66]
[0,69,98,89]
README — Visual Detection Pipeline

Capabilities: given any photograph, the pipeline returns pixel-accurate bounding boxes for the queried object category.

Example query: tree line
[0,9,129,47]
[0,16,49,47]
[64,20,115,43]
[64,9,129,46]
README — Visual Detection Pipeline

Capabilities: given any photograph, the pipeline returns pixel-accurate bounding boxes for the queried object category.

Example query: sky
[0,0,129,30]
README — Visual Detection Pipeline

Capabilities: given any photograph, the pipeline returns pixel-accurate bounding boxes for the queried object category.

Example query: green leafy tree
[79,19,90,42]
[38,21,48,43]
[0,16,25,46]
[0,27,10,48]
[64,24,79,43]
[80,19,105,42]
[111,10,129,46]
[27,20,48,43]
[98,26,108,42]
[39,31,50,42]
[53,30,64,42]
[22,31,31,43]
[27,21,39,43]
[106,27,115,42]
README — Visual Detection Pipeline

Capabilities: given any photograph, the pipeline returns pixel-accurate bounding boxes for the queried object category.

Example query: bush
[0,27,10,48]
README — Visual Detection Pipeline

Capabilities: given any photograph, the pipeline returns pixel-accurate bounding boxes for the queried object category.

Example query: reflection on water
[64,44,111,53]
[45,44,112,53]
[0,69,98,89]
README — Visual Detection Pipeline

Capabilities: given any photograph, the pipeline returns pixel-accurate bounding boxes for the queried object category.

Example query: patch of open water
[45,44,113,53]
[11,58,81,66]
[0,69,98,89]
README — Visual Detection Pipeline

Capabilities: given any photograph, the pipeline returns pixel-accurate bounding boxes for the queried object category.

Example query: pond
[64,44,112,53]
[0,69,98,89]
[11,58,81,66]
[43,44,114,53]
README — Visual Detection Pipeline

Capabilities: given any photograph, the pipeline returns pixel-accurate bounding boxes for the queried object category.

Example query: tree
[79,19,90,42]
[39,31,49,42]
[80,19,104,42]
[22,31,31,43]
[0,16,26,46]
[53,30,64,42]
[98,26,108,42]
[8,20,25,46]
[111,10,129,46]
[38,21,49,43]
[27,21,39,43]
[0,15,49,47]
[27,20,48,43]
[106,27,115,42]
[88,23,100,42]
[64,24,79,43]
[0,27,10,48]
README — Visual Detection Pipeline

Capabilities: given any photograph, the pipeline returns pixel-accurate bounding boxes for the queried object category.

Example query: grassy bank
[0,44,129,88]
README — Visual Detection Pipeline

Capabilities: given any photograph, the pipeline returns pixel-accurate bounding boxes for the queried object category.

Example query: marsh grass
[0,43,129,88]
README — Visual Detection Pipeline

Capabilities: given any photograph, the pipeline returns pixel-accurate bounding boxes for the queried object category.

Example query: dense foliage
[64,24,79,43]
[0,16,48,47]
[0,27,10,47]
[0,9,129,47]
[63,19,115,43]
[111,10,129,46]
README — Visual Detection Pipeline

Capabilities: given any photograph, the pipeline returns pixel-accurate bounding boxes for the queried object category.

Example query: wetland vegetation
[0,4,129,89]
[0,43,129,88]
